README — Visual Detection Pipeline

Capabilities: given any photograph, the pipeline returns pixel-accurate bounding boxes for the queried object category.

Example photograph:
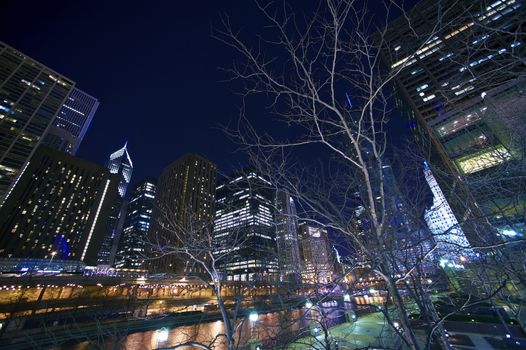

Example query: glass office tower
[115,178,157,269]
[42,88,99,155]
[379,0,525,239]
[97,143,133,265]
[213,171,278,282]
[0,41,98,203]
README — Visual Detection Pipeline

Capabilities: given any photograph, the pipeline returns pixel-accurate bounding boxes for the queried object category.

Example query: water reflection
[61,303,345,350]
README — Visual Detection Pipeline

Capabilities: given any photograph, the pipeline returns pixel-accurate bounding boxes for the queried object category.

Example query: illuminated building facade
[298,223,333,284]
[115,178,157,269]
[380,0,525,237]
[424,161,473,266]
[41,88,99,155]
[97,143,133,265]
[0,146,119,265]
[213,172,278,282]
[0,42,75,201]
[275,191,302,282]
[148,154,216,275]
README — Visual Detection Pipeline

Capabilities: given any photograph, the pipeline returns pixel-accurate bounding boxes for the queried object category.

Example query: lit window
[416,84,429,92]
[456,145,512,174]
[423,94,436,102]
[439,53,454,61]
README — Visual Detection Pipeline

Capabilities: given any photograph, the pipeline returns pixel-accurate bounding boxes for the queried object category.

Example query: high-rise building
[0,42,74,200]
[424,161,473,266]
[41,88,99,155]
[379,0,525,238]
[107,142,133,198]
[0,146,119,265]
[115,178,157,269]
[298,223,333,284]
[0,41,97,202]
[148,154,216,275]
[275,191,302,282]
[213,171,278,282]
[97,143,133,265]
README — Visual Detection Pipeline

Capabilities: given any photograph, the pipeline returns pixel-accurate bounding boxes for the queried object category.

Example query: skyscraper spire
[97,143,134,266]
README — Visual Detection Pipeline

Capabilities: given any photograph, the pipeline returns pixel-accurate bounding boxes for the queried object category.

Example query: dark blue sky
[2,1,412,186]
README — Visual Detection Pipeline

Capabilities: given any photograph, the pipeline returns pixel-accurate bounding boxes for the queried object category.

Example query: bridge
[0,274,311,349]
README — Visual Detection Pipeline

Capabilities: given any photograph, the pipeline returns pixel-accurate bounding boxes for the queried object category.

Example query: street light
[156,327,169,344]
[46,251,57,270]
[305,300,313,309]
[248,311,262,350]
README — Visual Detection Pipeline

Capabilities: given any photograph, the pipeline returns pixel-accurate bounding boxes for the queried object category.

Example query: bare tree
[146,201,248,350]
[213,0,462,348]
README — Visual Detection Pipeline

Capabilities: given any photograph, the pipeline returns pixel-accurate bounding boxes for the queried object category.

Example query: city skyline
[0,1,414,185]
[0,1,524,349]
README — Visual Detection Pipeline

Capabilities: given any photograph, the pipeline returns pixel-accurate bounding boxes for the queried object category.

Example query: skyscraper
[424,161,473,266]
[0,146,119,265]
[41,88,99,155]
[97,143,133,265]
[379,0,525,238]
[0,42,74,200]
[148,154,216,275]
[0,41,97,202]
[115,178,157,269]
[213,171,278,282]
[298,223,333,284]
[275,191,302,282]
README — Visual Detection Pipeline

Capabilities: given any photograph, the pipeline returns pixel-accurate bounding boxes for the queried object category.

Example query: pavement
[286,312,401,350]
[330,312,401,349]
[286,312,526,350]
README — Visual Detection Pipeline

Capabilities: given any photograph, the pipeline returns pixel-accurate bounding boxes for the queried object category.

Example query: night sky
[2,1,412,187]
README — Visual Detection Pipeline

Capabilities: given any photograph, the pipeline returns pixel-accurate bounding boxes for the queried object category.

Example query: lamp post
[248,310,262,350]
[305,300,319,336]
[343,293,356,323]
[155,327,169,347]
[46,251,57,270]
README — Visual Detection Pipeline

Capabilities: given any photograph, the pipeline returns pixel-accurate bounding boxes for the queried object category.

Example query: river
[60,301,347,349]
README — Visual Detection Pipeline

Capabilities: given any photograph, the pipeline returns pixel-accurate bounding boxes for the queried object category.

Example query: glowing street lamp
[156,327,169,344]
[305,300,313,309]
[46,251,57,270]
[248,310,262,349]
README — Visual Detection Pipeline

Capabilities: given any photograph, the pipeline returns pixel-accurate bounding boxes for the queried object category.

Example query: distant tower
[148,154,216,275]
[298,223,333,284]
[97,143,133,265]
[107,142,133,197]
[213,171,278,282]
[115,178,157,269]
[423,161,472,266]
[275,191,302,282]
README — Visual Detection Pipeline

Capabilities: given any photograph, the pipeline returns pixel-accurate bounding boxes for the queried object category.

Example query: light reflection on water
[61,303,344,350]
